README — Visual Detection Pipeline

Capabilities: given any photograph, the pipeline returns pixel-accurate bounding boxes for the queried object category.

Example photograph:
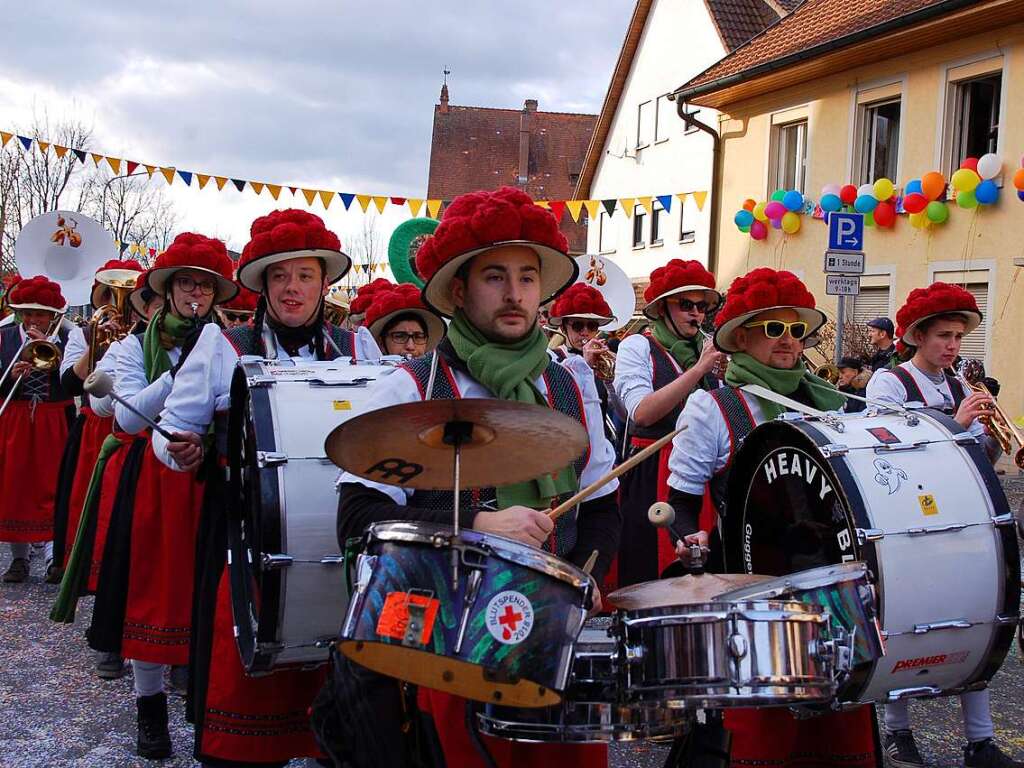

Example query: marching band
[0,192,1021,768]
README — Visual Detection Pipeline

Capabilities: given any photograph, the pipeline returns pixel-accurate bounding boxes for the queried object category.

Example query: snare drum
[476,618,691,743]
[723,409,1021,704]
[226,358,400,672]
[340,521,594,708]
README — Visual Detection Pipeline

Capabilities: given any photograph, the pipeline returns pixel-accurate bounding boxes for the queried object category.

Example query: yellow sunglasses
[742,319,810,340]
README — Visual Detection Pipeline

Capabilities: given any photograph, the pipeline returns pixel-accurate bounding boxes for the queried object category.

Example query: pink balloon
[750,220,768,240]
[764,201,786,220]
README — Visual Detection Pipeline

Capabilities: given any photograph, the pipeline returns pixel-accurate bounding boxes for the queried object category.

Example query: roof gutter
[669,94,721,276]
[673,0,986,103]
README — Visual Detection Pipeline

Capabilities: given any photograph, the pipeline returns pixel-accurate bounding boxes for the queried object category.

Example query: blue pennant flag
[177,170,193,186]
[340,193,355,210]
[17,136,32,151]
[231,178,245,192]
[656,195,673,213]
[72,149,87,164]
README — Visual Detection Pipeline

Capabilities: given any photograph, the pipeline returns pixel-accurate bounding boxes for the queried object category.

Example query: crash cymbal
[608,573,773,611]
[325,398,589,491]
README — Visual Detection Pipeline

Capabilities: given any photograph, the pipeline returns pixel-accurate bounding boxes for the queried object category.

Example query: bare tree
[343,214,386,292]
[79,174,178,267]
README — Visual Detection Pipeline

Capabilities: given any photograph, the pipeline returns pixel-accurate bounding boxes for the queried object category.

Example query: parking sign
[827,212,864,252]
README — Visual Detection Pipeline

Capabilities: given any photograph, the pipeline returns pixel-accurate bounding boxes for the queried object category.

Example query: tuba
[87,270,138,372]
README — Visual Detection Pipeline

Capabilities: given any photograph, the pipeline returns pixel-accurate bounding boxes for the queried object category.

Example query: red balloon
[903,193,928,214]
[840,185,857,205]
[960,157,979,173]
[874,201,896,227]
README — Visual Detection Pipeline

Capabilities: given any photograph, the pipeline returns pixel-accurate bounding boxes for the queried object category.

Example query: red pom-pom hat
[713,268,825,353]
[219,283,260,314]
[91,258,143,309]
[548,283,615,326]
[236,209,350,292]
[896,282,981,344]
[414,187,577,318]
[128,268,156,317]
[147,232,238,303]
[365,283,445,352]
[642,259,720,319]
[349,278,395,316]
[8,275,68,313]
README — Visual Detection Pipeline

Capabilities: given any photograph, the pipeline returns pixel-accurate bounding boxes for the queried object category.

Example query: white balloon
[857,183,874,198]
[977,153,1003,180]
[821,183,841,197]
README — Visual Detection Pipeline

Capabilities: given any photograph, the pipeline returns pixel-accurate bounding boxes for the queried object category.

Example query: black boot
[136,692,172,759]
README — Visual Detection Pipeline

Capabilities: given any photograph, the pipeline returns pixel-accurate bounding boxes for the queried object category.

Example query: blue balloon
[975,179,999,205]
[1018,190,1024,203]
[854,194,877,213]
[782,190,804,212]
[820,193,842,213]
[734,209,755,227]
[905,179,923,196]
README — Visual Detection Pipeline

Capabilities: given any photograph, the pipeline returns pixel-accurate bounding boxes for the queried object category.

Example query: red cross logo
[498,605,523,640]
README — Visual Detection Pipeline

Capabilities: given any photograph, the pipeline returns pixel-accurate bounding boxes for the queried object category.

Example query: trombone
[0,314,64,418]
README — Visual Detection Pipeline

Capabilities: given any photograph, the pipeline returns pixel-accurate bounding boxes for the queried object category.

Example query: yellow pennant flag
[91,153,105,167]
[37,141,50,154]
[319,190,335,208]
[536,200,550,209]
[353,264,363,275]
[355,194,372,212]
[250,181,265,195]
[692,191,708,211]
[565,200,584,222]
[106,156,122,174]
[129,243,140,255]
[53,145,68,159]
[407,199,424,217]
[426,199,443,218]
[638,196,653,215]
[266,184,282,200]
[214,176,228,190]
[372,196,388,214]
[676,192,689,207]
[301,189,317,206]
[0,131,12,147]
[582,200,600,219]
[196,174,211,190]
[159,167,176,185]
[144,165,157,178]
[620,198,635,217]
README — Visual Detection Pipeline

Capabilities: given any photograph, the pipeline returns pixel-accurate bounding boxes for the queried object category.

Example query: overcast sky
[0,1,632,256]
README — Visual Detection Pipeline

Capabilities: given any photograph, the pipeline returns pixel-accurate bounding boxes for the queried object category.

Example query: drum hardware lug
[319,554,345,565]
[309,377,374,388]
[623,643,645,663]
[905,523,968,536]
[821,415,845,433]
[246,375,277,388]
[873,441,927,453]
[913,619,973,634]
[314,636,337,649]
[994,613,1020,626]
[727,633,748,660]
[257,451,288,467]
[886,686,942,701]
[856,528,885,544]
[953,432,978,445]
[991,513,1016,527]
[262,553,294,570]
[454,569,483,654]
[819,444,848,458]
[402,601,429,649]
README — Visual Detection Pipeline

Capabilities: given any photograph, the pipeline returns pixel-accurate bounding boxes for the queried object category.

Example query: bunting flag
[408,198,424,217]
[301,188,317,206]
[372,196,388,214]
[548,200,566,222]
[427,199,443,218]
[106,156,122,174]
[177,170,193,186]
[693,190,708,211]
[583,200,600,220]
[250,181,264,196]
[620,197,636,217]
[91,152,104,167]
[0,132,12,147]
[159,167,176,185]
[638,196,653,215]
[215,176,228,190]
[144,164,157,177]
[656,194,673,213]
[197,173,211,190]
[319,190,334,209]
[54,145,68,159]
[126,160,139,175]
[266,183,281,200]
[18,136,32,151]
[73,149,86,164]
[566,199,583,222]
[356,194,372,213]
[37,141,49,154]
[340,192,355,210]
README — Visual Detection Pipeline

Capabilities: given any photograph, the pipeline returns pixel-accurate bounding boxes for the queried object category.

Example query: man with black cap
[867,316,896,370]
[837,356,867,413]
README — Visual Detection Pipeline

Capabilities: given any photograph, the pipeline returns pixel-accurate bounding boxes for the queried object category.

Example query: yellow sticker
[918,494,938,516]
[333,400,352,411]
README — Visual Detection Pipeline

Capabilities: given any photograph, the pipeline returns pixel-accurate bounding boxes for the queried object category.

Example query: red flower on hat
[644,260,716,304]
[415,187,568,282]
[152,232,234,281]
[221,284,260,312]
[550,283,613,320]
[715,268,816,328]
[349,278,395,315]
[96,259,142,275]
[896,282,979,332]
[9,275,66,310]
[239,209,341,273]
[365,283,427,328]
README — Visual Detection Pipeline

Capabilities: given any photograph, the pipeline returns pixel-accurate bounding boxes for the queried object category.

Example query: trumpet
[0,315,64,418]
[87,273,137,372]
[957,360,1024,468]
[593,348,616,381]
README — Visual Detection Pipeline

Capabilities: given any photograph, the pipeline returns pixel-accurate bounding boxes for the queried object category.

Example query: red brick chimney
[518,99,537,186]
[439,82,449,114]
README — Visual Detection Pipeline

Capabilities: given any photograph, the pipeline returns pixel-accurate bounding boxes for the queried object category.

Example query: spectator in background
[866,317,896,370]
[837,356,867,413]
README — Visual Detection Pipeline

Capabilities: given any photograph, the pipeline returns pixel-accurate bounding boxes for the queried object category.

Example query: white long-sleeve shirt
[60,323,87,376]
[613,332,682,422]
[89,338,126,418]
[113,334,179,435]
[865,361,985,437]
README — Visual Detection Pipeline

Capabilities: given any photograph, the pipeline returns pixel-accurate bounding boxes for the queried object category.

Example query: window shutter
[959,282,988,361]
[850,286,890,325]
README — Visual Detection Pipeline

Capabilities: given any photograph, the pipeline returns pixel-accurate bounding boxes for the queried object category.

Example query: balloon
[743,198,756,211]
[782,190,804,212]
[771,217,783,230]
[975,179,999,205]
[750,220,767,240]
[903,193,928,214]
[921,172,946,201]
[1014,168,1024,191]
[872,178,895,201]
[960,157,979,173]
[950,168,980,193]
[874,201,896,227]
[840,185,857,205]
[734,209,755,228]
[926,200,949,224]
[753,201,769,222]
[771,189,786,202]
[857,183,874,199]
[739,225,750,233]
[956,189,978,209]
[854,194,877,213]
[1018,190,1024,203]
[821,183,841,197]
[820,193,842,213]
[977,153,1002,180]
[864,210,875,227]
[909,211,927,229]
[781,211,801,234]
[904,179,923,196]
[764,201,786,220]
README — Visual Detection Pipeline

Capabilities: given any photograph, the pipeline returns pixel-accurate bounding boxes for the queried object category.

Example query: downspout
[670,94,721,275]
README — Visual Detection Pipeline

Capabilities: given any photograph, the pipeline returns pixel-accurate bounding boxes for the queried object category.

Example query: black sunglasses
[666,297,711,313]
[569,320,601,333]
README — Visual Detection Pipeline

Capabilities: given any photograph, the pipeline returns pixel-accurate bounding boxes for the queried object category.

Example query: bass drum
[227,358,400,672]
[723,408,1020,705]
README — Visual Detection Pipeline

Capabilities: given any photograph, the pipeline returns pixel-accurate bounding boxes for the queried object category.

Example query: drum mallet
[648,501,708,572]
[83,370,178,442]
[548,425,686,522]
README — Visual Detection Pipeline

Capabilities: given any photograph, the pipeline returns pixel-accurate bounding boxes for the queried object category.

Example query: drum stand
[444,418,474,590]
[662,709,731,768]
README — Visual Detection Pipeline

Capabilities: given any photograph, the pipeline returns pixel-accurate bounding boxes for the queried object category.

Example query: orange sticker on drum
[918,494,939,516]
[376,591,439,646]
[333,400,352,410]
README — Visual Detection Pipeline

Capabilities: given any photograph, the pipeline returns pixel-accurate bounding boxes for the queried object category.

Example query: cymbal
[325,398,589,491]
[608,573,773,611]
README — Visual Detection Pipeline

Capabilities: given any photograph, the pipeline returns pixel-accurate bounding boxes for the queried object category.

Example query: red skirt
[88,431,132,593]
[0,400,71,542]
[120,442,205,665]
[62,407,113,566]
[724,706,879,766]
[198,567,325,763]
[417,688,606,768]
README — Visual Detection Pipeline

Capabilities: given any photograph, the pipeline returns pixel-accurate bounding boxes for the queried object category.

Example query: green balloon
[956,190,978,209]
[926,200,949,224]
[387,218,438,287]
[864,210,875,227]
[739,225,751,233]
[771,189,786,202]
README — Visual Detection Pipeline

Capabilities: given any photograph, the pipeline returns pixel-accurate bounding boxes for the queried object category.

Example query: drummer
[865,283,1018,768]
[612,259,726,586]
[666,267,879,767]
[335,187,619,768]
[151,209,380,767]
[364,282,445,357]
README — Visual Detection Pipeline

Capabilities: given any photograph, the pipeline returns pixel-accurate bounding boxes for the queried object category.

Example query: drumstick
[548,425,686,522]
[582,549,599,574]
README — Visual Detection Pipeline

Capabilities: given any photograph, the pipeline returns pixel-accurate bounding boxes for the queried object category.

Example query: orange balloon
[743,198,756,211]
[1014,168,1024,192]
[921,171,946,201]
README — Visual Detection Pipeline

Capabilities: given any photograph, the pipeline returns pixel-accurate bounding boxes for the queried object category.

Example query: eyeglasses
[742,319,810,340]
[387,331,428,345]
[666,297,711,313]
[569,320,601,333]
[220,311,251,324]
[174,275,217,296]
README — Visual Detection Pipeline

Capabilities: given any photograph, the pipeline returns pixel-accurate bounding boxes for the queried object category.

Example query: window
[682,107,701,135]
[934,270,989,359]
[650,203,664,245]
[769,119,807,193]
[632,205,646,248]
[654,95,672,142]
[679,202,695,244]
[858,99,900,184]
[598,211,613,252]
[637,100,653,149]
[850,286,890,325]
[951,74,1001,172]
